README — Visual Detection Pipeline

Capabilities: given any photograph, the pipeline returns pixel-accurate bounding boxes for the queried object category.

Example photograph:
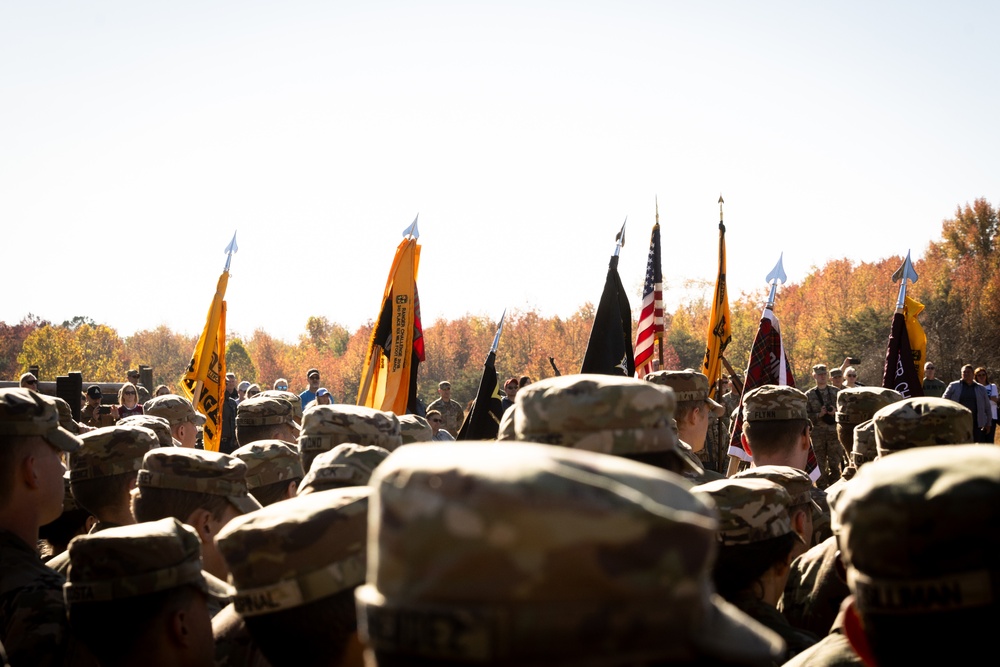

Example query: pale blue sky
[2,2,996,341]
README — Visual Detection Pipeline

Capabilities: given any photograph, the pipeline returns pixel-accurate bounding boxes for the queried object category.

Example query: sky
[2,1,997,343]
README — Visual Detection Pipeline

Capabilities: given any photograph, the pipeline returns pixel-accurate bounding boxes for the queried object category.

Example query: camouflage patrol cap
[357,441,784,664]
[694,478,799,546]
[64,517,219,603]
[297,443,389,495]
[232,440,304,490]
[852,419,877,465]
[513,374,689,464]
[836,445,1000,615]
[873,397,973,456]
[255,390,304,424]
[236,395,301,430]
[61,472,81,512]
[742,385,809,422]
[496,404,516,441]
[298,404,402,458]
[144,394,206,427]
[812,364,828,374]
[71,424,159,481]
[137,448,262,514]
[118,414,177,447]
[836,387,902,425]
[52,396,82,435]
[0,388,81,452]
[829,367,843,378]
[732,465,822,513]
[217,487,370,617]
[644,369,725,415]
[397,414,432,444]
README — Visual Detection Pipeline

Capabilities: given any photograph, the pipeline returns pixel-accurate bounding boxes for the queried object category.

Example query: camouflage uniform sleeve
[1,584,71,667]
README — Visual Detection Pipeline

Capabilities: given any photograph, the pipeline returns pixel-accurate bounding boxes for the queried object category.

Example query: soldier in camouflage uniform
[786,445,1000,666]
[397,414,432,444]
[644,369,726,476]
[804,365,841,488]
[232,440,304,506]
[297,443,389,496]
[47,423,160,575]
[513,373,707,481]
[694,477,819,660]
[118,413,178,447]
[296,404,401,472]
[131,448,259,615]
[357,440,786,665]
[144,394,206,449]
[781,398,975,660]
[426,380,464,436]
[216,487,370,667]
[825,387,902,499]
[0,388,91,667]
[732,465,822,557]
[64,517,218,667]
[235,395,301,449]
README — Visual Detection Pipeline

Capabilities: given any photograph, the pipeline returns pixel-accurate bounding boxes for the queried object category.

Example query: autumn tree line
[2,199,998,404]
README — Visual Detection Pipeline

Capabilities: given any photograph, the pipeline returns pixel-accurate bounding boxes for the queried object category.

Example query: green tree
[226,339,257,384]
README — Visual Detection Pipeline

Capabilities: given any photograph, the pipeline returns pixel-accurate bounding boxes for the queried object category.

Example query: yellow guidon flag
[357,218,424,416]
[181,233,237,453]
[702,197,731,399]
[903,294,927,383]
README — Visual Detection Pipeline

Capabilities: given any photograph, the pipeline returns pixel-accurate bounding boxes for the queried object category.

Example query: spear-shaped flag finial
[891,250,919,311]
[490,309,506,354]
[655,197,659,225]
[719,194,724,222]
[765,253,787,308]
[223,231,238,272]
[402,215,420,240]
[614,217,627,257]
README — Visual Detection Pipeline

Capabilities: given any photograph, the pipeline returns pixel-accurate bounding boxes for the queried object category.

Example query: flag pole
[191,231,238,414]
[614,217,626,256]
[655,199,664,368]
[892,250,918,313]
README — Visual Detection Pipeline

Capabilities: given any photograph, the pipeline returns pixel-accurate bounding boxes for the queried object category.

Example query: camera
[99,406,112,415]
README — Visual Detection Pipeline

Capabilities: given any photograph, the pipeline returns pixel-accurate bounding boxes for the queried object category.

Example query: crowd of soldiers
[1,363,997,666]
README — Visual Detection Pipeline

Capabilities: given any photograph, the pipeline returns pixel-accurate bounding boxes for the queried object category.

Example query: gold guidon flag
[702,202,731,399]
[904,294,927,383]
[357,218,424,415]
[181,233,237,453]
[181,270,228,452]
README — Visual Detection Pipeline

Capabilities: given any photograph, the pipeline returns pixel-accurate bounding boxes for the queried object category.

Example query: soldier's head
[131,448,261,579]
[829,367,844,388]
[835,445,1000,666]
[70,424,159,524]
[873,397,973,458]
[835,387,902,450]
[851,419,878,469]
[118,414,177,447]
[143,394,206,449]
[740,385,811,470]
[0,389,80,530]
[232,440,304,506]
[513,374,701,477]
[437,380,452,400]
[218,487,370,667]
[297,443,389,496]
[235,395,301,448]
[358,442,785,666]
[127,369,141,385]
[397,414,432,445]
[65,518,218,667]
[644,370,725,452]
[812,364,829,387]
[731,465,821,556]
[297,404,401,472]
[694,477,801,601]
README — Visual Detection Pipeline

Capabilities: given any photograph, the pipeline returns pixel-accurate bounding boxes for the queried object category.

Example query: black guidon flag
[581,254,635,376]
[881,311,924,398]
[457,350,505,440]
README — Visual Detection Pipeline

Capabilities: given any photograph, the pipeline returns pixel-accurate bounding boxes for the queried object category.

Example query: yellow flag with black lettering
[904,295,927,382]
[357,233,422,415]
[181,270,228,452]
[702,219,731,398]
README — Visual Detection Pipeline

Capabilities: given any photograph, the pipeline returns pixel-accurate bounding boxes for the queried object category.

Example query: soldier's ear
[185,508,214,542]
[740,432,753,457]
[842,597,879,666]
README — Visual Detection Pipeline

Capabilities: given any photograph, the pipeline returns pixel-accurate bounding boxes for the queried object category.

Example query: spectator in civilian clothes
[943,364,992,443]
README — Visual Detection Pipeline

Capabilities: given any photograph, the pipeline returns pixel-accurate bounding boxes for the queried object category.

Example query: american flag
[634,222,663,376]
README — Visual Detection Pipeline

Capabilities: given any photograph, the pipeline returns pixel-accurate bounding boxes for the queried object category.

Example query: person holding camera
[805,364,841,489]
[82,385,117,428]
